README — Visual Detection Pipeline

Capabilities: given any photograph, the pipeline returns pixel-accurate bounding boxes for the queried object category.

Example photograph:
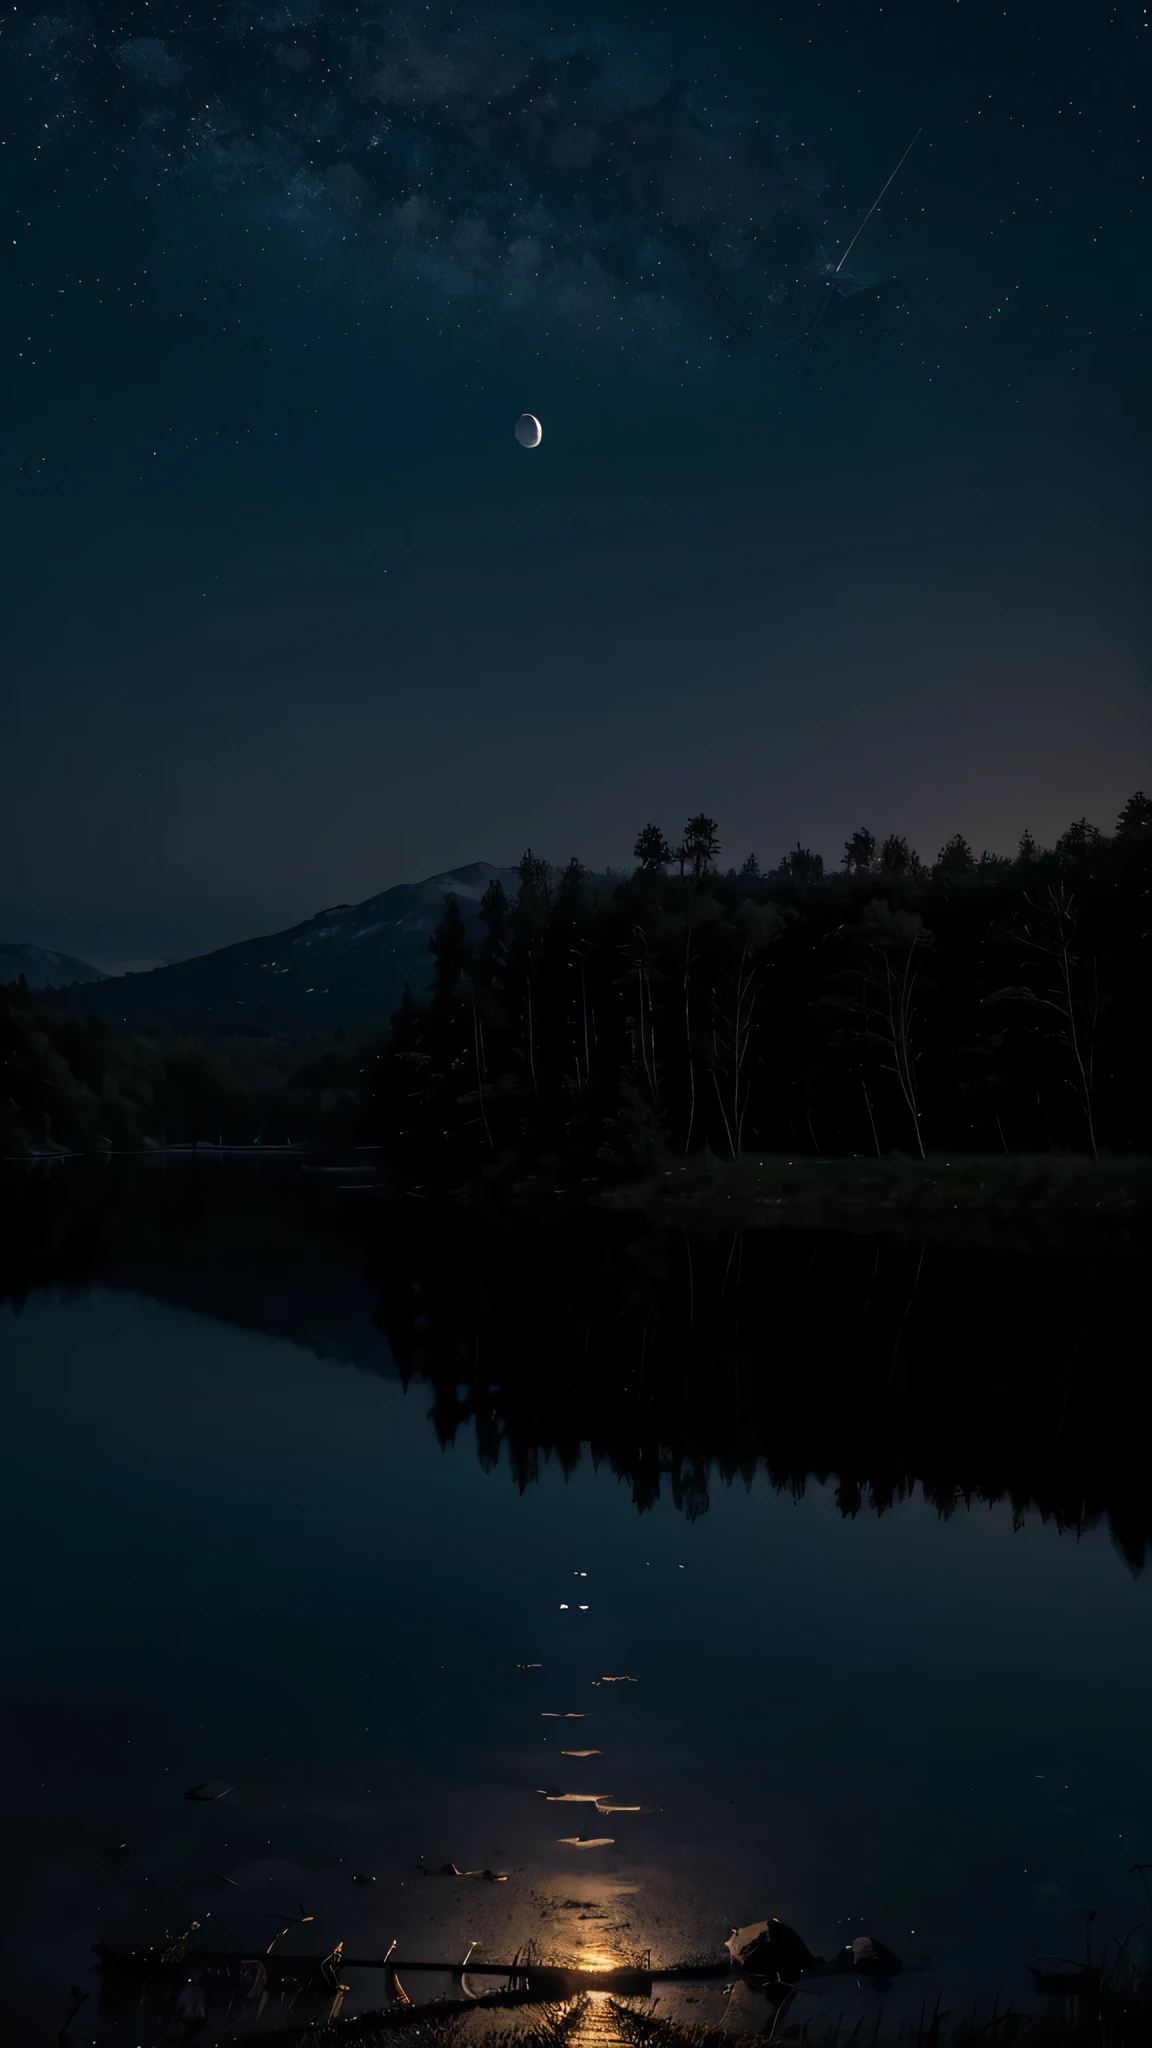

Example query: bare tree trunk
[645,955,658,1100]
[472,994,493,1152]
[733,946,756,1154]
[1009,887,1099,1159]
[862,1077,881,1157]
[881,948,926,1158]
[525,969,537,1096]
[710,1063,737,1160]
[707,949,758,1160]
[683,931,696,1154]
[732,950,744,1151]
[1055,911,1098,1160]
[636,959,651,1100]
[635,935,659,1106]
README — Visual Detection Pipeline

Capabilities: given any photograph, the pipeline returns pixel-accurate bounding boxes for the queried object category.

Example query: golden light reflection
[575,1946,618,1973]
[540,1862,642,1983]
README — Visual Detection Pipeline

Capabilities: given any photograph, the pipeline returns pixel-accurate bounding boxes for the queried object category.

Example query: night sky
[2,1,1148,967]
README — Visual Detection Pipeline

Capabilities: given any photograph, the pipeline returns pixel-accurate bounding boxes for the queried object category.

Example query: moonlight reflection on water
[0,1174,1148,2042]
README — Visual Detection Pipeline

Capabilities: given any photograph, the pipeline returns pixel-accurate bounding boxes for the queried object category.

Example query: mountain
[0,942,107,990]
[60,861,518,1034]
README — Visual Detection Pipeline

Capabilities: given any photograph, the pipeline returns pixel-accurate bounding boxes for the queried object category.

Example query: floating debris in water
[558,1836,614,1848]
[183,1782,234,1802]
[266,1906,315,1953]
[562,1750,601,1758]
[352,1872,376,1886]
[594,1677,637,1685]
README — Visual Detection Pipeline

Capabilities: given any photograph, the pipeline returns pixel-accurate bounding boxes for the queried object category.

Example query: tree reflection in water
[368,1204,1149,1571]
[3,1160,1147,1568]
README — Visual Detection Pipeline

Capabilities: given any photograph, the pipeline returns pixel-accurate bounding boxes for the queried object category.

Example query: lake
[1,1165,1150,2044]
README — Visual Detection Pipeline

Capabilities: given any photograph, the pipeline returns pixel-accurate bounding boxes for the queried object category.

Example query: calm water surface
[3,1278,1152,2041]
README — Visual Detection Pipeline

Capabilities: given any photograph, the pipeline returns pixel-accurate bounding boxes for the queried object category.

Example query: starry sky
[1,0,1149,966]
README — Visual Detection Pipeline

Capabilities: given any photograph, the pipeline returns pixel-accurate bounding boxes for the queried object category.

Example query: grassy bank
[601,1153,1152,1248]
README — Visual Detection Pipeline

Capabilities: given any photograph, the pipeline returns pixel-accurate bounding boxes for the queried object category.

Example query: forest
[3,791,1149,1171]
[0,996,361,1157]
[364,793,1152,1180]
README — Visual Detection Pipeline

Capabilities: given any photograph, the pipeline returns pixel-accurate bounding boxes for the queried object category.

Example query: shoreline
[599,1153,1152,1249]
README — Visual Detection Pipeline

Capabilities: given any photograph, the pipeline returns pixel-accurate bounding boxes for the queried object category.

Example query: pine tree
[479,879,510,954]
[1115,790,1152,842]
[842,827,877,873]
[633,823,673,871]
[514,848,552,935]
[935,833,976,876]
[783,843,824,885]
[555,856,587,919]
[391,982,418,1042]
[1017,828,1038,863]
[1054,817,1103,864]
[739,853,761,878]
[429,895,468,1006]
[682,814,721,879]
[878,834,921,878]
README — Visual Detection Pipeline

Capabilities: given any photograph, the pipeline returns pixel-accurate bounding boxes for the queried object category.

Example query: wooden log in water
[96,1945,728,1993]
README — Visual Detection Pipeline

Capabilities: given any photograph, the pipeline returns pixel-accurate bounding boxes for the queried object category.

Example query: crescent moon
[514,413,543,448]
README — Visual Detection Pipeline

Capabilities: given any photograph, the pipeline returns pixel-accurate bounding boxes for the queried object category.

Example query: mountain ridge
[1,942,107,991]
[58,861,519,1033]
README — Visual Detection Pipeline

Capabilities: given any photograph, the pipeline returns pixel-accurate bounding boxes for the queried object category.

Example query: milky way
[2,0,1147,964]
[4,1,849,356]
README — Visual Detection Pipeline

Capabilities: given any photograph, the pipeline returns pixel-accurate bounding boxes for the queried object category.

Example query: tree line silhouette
[364,792,1152,1175]
[3,791,1148,1164]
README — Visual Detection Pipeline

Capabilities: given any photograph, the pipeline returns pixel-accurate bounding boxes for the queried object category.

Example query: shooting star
[836,128,923,273]
[812,128,923,330]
